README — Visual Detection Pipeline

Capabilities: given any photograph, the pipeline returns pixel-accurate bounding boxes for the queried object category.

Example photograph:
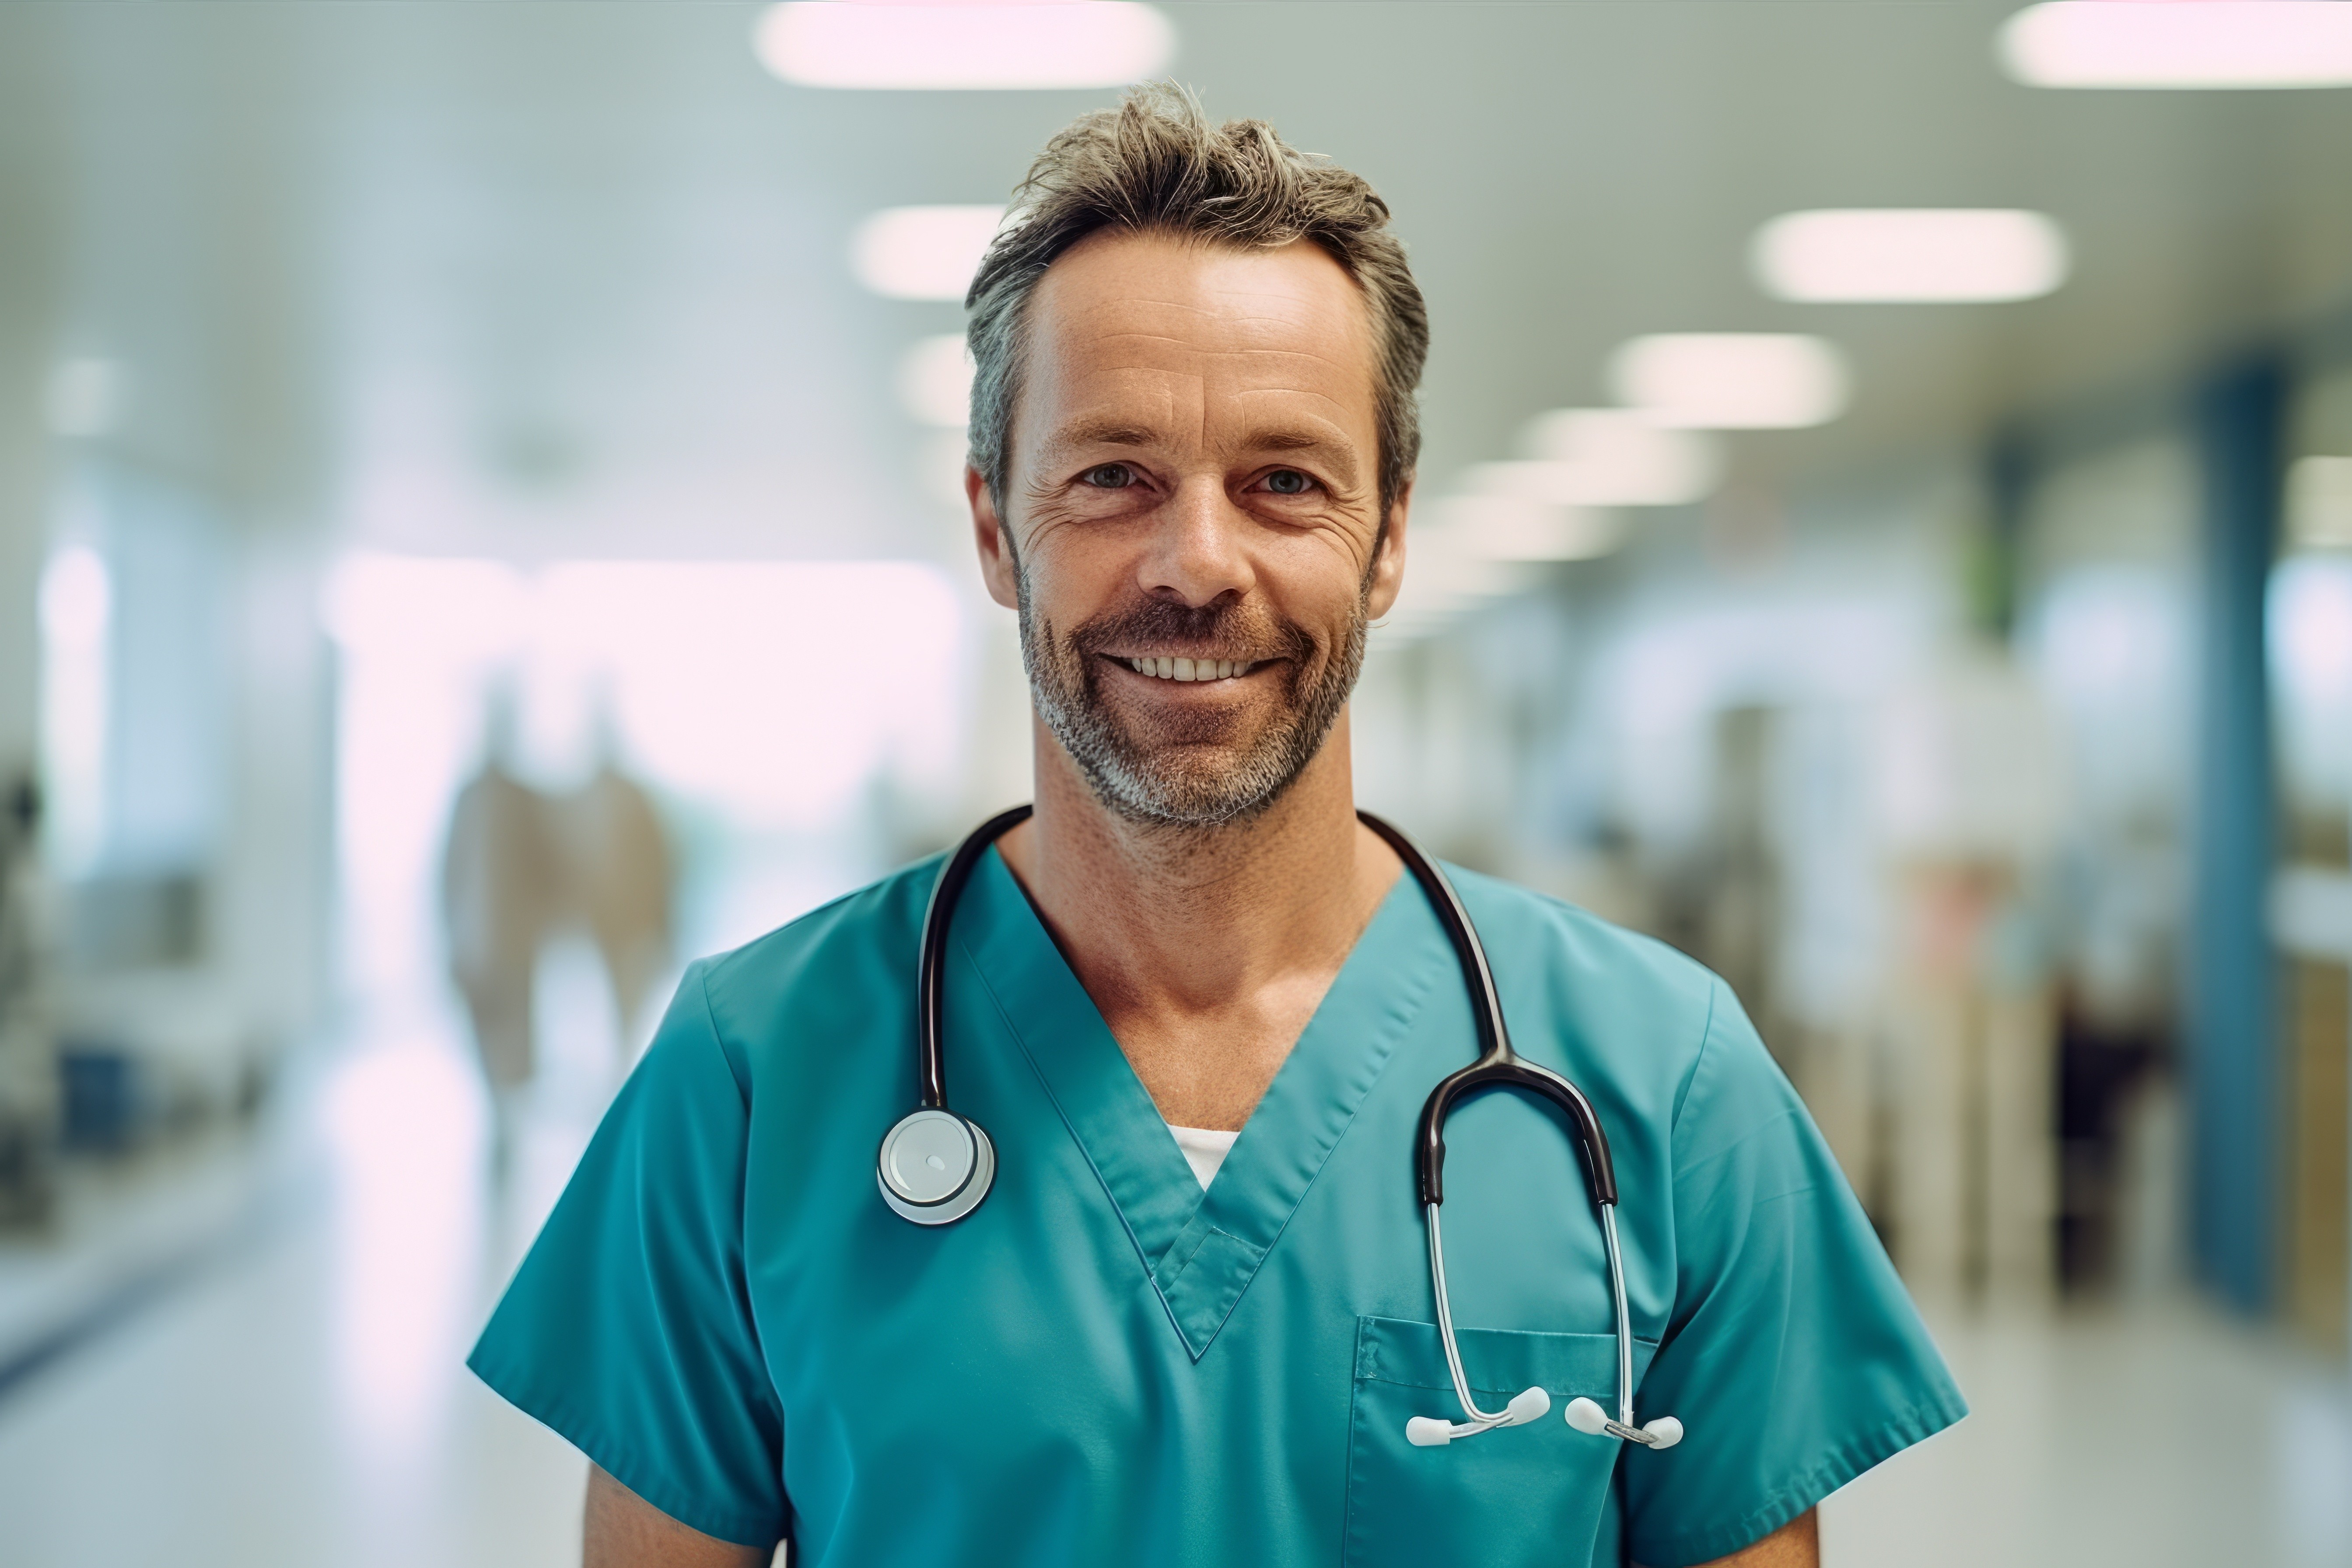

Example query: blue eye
[1082,464,1134,489]
[1265,469,1311,495]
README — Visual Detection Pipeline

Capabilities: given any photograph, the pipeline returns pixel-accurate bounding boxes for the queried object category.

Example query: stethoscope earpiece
[1359,814,1687,1459]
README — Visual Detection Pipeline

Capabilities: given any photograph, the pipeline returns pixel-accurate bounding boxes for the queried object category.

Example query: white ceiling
[8,1,2352,562]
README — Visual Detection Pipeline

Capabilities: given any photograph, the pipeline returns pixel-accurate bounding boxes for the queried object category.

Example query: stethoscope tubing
[1368,815,1642,1446]
[915,803,1034,1111]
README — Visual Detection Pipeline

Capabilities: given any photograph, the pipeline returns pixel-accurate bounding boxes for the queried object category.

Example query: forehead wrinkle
[1076,290,1360,346]
[1077,333,1353,379]
[1224,385,1361,429]
[1085,329,1211,354]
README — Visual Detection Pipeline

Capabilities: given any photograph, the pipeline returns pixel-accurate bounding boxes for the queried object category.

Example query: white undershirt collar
[1165,1123,1239,1191]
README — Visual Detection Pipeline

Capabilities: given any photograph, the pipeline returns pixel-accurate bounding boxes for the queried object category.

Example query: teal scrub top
[470,849,1965,1567]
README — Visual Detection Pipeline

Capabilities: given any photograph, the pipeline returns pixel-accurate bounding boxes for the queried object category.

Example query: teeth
[1124,657,1252,681]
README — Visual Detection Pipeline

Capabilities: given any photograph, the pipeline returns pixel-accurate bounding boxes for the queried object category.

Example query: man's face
[970,230,1408,827]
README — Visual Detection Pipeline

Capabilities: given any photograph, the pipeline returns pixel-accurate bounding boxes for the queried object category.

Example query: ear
[1363,477,1412,621]
[970,464,1020,611]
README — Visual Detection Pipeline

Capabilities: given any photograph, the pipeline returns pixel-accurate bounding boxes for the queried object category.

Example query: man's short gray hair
[964,83,1429,525]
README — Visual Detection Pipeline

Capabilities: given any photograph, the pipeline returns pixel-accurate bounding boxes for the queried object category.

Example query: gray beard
[1017,578,1368,830]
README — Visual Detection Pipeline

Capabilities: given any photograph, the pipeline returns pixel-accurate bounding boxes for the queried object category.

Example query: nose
[1137,475,1255,609]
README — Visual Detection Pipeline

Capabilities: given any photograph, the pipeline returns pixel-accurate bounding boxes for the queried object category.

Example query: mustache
[1065,597,1316,665]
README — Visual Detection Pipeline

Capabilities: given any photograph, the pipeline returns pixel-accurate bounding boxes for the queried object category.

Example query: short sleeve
[468,962,787,1548]
[1621,981,1967,1568]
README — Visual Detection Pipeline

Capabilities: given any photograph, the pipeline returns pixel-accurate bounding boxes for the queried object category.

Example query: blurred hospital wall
[1,4,2351,1565]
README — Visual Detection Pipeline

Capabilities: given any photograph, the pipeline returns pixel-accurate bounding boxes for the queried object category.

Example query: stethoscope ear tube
[1414,1059,1618,1209]
[1362,811,1678,1454]
[1360,811,1617,1209]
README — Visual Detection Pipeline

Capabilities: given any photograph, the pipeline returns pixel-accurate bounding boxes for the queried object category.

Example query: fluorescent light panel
[853,206,1005,301]
[2001,2,2352,89]
[1381,529,1525,625]
[1435,495,1626,564]
[755,2,1175,91]
[1753,210,2069,303]
[1610,334,1850,430]
[1482,410,1722,506]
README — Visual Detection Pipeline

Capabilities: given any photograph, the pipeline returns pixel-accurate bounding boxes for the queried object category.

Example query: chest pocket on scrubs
[1342,1316,1657,1568]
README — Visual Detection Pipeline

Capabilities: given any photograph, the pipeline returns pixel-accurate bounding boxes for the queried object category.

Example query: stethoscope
[876,805,1684,1455]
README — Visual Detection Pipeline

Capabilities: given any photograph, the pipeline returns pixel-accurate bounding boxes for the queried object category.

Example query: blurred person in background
[442,687,563,1172]
[0,774,57,1225]
[469,87,1962,1568]
[558,718,674,1057]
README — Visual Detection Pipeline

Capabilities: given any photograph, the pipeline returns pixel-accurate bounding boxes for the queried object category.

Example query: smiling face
[971,229,1409,828]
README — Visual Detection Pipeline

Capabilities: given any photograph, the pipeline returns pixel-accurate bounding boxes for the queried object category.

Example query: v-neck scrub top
[469,849,1965,1568]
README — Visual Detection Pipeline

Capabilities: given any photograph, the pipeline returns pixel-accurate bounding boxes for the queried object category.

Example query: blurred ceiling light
[46,357,121,438]
[1999,1,2352,88]
[1437,494,1626,564]
[2288,455,2352,549]
[38,543,111,651]
[39,543,112,877]
[1751,210,2070,302]
[899,334,975,427]
[1476,409,1722,505]
[1609,333,1850,429]
[754,2,1174,91]
[1379,525,1525,629]
[854,206,1006,300]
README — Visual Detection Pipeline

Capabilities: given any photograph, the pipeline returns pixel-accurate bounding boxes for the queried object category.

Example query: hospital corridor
[3,4,2352,1564]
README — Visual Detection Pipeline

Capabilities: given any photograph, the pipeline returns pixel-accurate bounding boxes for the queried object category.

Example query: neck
[993,709,1401,1129]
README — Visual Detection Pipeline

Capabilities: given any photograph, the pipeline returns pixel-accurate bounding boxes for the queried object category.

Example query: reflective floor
[0,1011,2345,1568]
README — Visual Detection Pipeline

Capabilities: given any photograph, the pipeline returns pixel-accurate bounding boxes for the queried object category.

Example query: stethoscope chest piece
[878,1108,995,1225]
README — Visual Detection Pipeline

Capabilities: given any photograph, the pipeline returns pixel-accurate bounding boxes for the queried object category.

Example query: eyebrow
[1047,417,1161,450]
[1040,417,1363,483]
[1248,426,1360,483]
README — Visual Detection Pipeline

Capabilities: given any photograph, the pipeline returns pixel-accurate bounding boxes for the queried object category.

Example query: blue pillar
[2186,358,2284,1313]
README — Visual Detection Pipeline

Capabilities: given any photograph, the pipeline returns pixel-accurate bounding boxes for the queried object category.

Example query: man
[471,86,1964,1568]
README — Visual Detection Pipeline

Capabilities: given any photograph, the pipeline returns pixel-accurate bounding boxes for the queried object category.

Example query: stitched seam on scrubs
[1631,1392,1968,1568]
[1339,1316,1376,1568]
[691,963,754,1105]
[1156,1227,1266,1356]
[1150,1218,1217,1285]
[1666,979,1722,1135]
[1353,1343,1662,1394]
[1666,1105,1805,1185]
